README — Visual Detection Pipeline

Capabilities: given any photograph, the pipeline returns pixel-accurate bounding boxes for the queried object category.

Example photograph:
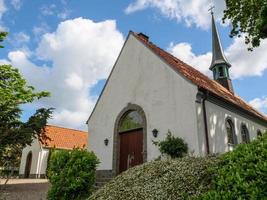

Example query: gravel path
[0,179,50,200]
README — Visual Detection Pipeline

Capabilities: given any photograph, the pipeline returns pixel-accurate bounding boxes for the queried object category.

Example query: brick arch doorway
[113,104,147,175]
[24,151,32,178]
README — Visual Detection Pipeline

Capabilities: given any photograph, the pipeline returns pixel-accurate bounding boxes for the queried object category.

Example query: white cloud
[40,3,71,20]
[40,4,56,16]
[125,0,226,29]
[11,0,22,10]
[57,8,71,20]
[11,32,30,47]
[168,42,212,77]
[168,37,267,79]
[8,18,124,130]
[0,0,6,18]
[249,97,267,114]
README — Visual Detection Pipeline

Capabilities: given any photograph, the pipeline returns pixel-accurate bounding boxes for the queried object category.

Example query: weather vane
[208,5,215,15]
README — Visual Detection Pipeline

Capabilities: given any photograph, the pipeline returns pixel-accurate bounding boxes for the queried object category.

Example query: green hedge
[47,149,99,200]
[89,156,218,200]
[201,132,267,199]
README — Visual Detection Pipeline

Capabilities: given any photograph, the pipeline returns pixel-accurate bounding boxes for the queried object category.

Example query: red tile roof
[40,125,88,150]
[132,32,267,123]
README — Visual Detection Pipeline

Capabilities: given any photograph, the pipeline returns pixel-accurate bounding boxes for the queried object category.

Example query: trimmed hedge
[47,149,99,200]
[201,132,267,199]
[88,156,218,200]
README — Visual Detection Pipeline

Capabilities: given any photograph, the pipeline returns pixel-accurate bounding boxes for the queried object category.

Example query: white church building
[87,14,267,178]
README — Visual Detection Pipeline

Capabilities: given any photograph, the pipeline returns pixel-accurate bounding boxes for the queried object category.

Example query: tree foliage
[201,132,267,199]
[47,149,99,200]
[223,0,267,50]
[0,64,52,170]
[0,32,8,48]
[153,130,188,158]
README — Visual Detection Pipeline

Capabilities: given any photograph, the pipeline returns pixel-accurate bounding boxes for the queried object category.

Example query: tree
[0,32,8,48]
[0,64,52,183]
[223,0,267,50]
[0,65,52,153]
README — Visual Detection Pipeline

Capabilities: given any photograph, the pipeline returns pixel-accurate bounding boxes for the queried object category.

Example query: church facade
[87,14,267,177]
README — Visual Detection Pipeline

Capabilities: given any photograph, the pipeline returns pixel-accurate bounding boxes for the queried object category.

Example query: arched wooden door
[118,111,144,173]
[24,152,32,178]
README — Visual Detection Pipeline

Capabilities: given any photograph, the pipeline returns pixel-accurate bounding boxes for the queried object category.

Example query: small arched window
[257,130,262,138]
[118,111,143,132]
[241,124,250,143]
[226,119,236,145]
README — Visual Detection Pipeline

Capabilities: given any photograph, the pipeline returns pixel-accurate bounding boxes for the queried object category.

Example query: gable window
[118,111,143,132]
[226,119,236,146]
[257,130,262,138]
[241,124,250,143]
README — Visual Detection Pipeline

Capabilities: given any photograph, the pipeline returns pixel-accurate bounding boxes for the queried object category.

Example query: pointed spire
[209,11,231,70]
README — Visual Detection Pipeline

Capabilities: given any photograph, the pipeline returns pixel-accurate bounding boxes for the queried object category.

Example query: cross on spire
[208,5,215,15]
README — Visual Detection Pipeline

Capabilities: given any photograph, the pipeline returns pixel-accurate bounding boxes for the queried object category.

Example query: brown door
[24,152,32,178]
[119,128,143,173]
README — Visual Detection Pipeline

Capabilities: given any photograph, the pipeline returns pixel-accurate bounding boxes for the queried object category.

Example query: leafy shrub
[89,156,218,200]
[153,131,188,158]
[47,149,99,200]
[201,132,267,199]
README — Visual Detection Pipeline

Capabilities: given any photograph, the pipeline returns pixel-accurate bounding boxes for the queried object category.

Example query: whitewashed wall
[205,101,266,153]
[88,34,200,170]
[19,138,41,176]
[19,138,50,177]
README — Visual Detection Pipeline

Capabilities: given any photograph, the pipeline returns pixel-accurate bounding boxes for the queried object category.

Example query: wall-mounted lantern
[104,138,109,146]
[152,129,159,138]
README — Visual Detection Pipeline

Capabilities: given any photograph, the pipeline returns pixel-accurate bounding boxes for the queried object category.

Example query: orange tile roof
[40,125,88,150]
[132,32,267,123]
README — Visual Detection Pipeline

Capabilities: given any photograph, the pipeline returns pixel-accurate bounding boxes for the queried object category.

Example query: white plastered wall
[19,138,50,177]
[88,34,199,170]
[205,101,267,153]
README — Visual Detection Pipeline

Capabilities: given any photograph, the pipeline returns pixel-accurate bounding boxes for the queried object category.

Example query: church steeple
[209,9,234,93]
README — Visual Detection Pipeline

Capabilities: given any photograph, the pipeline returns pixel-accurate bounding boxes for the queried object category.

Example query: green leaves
[201,132,267,199]
[153,130,188,159]
[223,0,267,50]
[47,149,99,200]
[0,64,52,170]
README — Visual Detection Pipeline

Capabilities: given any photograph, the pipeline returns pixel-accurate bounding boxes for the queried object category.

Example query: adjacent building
[19,125,87,178]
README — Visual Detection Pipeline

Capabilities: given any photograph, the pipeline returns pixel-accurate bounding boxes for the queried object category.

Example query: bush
[47,149,99,200]
[201,132,267,199]
[153,131,188,158]
[88,156,218,200]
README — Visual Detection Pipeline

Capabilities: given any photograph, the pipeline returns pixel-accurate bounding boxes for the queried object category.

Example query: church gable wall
[87,34,199,170]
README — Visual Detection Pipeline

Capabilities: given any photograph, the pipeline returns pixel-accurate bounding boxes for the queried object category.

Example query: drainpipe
[202,91,210,154]
[196,90,210,155]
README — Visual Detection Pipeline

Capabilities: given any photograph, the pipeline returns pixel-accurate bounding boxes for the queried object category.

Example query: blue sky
[0,0,266,130]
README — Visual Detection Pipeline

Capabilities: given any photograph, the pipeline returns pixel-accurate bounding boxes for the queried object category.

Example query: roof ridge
[132,32,267,122]
[46,124,87,133]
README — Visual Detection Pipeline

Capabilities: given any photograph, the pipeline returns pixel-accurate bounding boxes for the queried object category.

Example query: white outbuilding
[19,125,87,178]
[87,14,267,179]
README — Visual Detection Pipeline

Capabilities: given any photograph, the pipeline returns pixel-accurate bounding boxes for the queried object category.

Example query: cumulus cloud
[249,97,267,114]
[125,0,226,29]
[168,37,267,79]
[8,18,124,130]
